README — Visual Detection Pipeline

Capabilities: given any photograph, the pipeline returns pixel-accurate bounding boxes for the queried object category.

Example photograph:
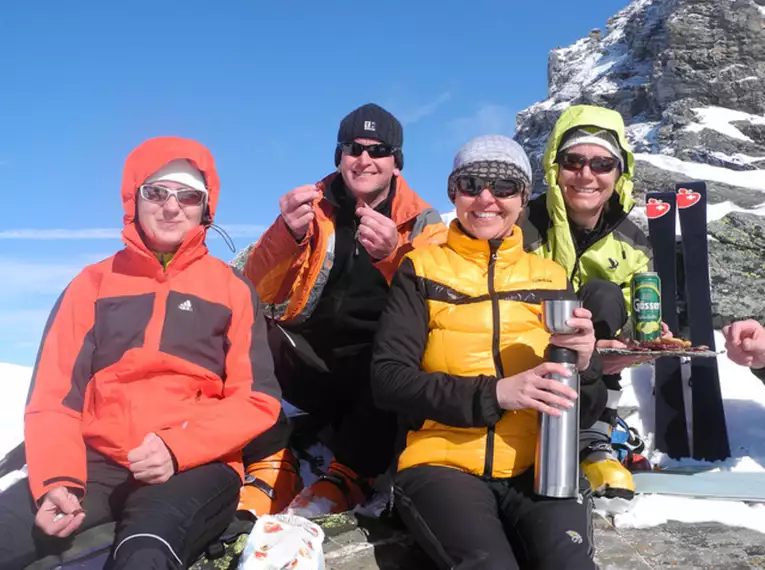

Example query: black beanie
[335,103,404,169]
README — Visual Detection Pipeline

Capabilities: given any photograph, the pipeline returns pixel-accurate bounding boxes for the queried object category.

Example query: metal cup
[541,299,582,334]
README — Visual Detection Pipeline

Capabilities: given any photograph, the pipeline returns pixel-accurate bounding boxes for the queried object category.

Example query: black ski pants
[0,449,240,570]
[242,321,398,478]
[395,465,596,570]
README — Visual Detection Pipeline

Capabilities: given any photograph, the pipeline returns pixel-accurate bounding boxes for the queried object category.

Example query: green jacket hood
[534,105,637,282]
[542,104,636,216]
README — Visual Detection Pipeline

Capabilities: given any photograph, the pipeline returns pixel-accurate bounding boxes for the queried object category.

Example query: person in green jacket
[523,104,655,499]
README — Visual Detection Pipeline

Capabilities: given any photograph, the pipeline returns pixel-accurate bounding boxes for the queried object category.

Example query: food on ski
[597,337,720,358]
[623,338,708,351]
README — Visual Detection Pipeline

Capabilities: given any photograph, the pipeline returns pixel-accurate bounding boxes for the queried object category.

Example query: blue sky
[0,0,628,366]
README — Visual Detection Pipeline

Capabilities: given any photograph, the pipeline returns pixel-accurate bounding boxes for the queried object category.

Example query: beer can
[631,272,662,341]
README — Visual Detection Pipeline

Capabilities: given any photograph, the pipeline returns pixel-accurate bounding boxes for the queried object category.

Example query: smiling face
[454,186,523,240]
[338,137,397,201]
[137,180,205,253]
[556,143,620,225]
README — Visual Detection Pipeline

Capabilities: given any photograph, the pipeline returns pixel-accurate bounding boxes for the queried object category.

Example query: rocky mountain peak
[515,0,765,323]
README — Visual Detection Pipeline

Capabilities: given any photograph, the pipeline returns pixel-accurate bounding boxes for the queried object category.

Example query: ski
[632,471,765,502]
[646,191,689,458]
[675,182,730,461]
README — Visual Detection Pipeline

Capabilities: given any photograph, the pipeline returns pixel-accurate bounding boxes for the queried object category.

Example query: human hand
[723,319,765,369]
[127,433,175,484]
[355,201,398,260]
[279,184,321,241]
[495,362,578,417]
[548,307,596,370]
[35,486,86,537]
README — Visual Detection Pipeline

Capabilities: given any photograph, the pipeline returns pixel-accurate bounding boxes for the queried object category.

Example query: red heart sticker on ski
[677,188,701,209]
[646,198,670,219]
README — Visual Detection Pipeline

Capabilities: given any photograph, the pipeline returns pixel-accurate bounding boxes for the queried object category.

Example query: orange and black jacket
[240,172,447,325]
[24,137,282,504]
[371,221,605,478]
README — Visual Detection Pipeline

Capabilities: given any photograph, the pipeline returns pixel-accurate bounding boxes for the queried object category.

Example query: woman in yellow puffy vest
[371,135,603,570]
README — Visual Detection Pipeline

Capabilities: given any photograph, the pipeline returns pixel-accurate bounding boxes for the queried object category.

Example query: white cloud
[0,258,83,297]
[449,104,518,143]
[0,228,122,240]
[399,92,452,125]
[0,224,265,240]
[0,309,51,351]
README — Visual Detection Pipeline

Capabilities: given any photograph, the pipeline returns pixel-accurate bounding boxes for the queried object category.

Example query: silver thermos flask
[534,298,582,498]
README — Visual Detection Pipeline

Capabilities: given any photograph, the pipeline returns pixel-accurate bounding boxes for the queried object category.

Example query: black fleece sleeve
[371,258,504,428]
[579,349,607,429]
[567,279,608,429]
[752,366,765,384]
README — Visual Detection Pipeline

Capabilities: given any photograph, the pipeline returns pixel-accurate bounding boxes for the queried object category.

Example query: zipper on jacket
[567,200,630,285]
[570,252,583,285]
[484,241,504,479]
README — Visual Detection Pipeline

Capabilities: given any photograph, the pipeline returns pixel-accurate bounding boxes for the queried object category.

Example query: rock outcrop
[515,0,765,323]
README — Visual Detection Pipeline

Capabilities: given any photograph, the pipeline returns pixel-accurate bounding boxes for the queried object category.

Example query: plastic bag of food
[237,514,325,570]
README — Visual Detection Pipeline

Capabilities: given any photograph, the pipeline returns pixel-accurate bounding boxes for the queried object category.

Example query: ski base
[633,471,765,502]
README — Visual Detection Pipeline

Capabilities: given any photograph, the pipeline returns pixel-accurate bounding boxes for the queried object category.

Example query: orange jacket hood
[121,136,221,226]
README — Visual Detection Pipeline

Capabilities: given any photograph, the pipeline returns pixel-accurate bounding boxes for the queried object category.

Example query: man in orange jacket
[235,103,447,517]
[0,137,282,570]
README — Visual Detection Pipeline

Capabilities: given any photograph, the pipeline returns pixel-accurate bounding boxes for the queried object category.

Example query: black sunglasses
[453,175,525,199]
[558,152,620,174]
[338,141,397,159]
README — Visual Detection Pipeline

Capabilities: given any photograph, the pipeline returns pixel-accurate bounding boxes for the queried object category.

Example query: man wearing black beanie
[234,103,447,518]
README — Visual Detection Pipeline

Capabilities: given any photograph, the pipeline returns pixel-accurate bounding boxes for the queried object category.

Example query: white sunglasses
[138,184,208,206]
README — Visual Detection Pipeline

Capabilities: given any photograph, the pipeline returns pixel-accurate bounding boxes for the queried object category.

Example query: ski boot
[237,448,304,518]
[285,460,371,518]
[581,419,636,499]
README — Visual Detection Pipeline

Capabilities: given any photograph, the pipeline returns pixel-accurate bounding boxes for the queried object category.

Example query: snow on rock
[516,0,765,209]
[635,153,765,192]
[684,106,765,143]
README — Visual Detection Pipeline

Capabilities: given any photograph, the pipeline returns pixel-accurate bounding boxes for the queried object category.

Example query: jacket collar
[446,220,525,268]
[122,223,208,278]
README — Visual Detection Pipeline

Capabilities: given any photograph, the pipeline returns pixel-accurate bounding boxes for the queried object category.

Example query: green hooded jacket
[522,105,653,313]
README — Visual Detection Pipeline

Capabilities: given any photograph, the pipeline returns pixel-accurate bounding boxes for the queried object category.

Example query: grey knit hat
[448,135,533,203]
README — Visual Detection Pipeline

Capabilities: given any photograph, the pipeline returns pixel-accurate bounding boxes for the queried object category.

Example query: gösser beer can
[631,272,662,341]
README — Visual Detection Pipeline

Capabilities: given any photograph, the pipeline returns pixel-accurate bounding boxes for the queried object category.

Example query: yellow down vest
[397,222,571,478]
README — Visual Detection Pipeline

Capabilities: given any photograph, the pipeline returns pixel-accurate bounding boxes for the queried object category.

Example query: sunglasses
[558,152,620,174]
[453,175,525,199]
[139,184,208,206]
[338,141,397,159]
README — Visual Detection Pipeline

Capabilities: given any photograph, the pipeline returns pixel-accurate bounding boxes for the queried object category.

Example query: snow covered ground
[600,330,765,534]
[0,363,31,459]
